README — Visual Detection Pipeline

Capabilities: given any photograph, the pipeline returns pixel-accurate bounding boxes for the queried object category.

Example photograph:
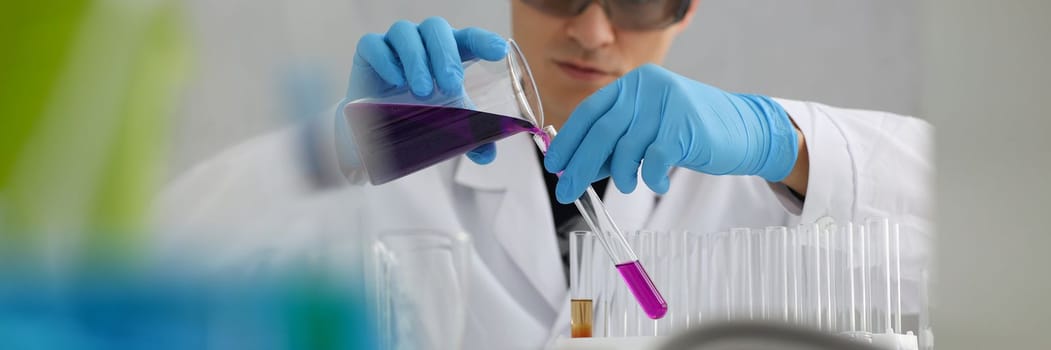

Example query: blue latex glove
[341,17,508,164]
[544,64,799,204]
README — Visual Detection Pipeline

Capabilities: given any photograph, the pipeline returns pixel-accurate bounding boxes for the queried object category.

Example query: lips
[554,60,611,82]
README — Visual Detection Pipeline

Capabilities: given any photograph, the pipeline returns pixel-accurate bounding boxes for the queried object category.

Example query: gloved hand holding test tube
[533,126,668,320]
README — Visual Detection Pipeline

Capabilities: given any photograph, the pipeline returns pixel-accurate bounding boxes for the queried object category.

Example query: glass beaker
[370,230,471,350]
[338,39,545,185]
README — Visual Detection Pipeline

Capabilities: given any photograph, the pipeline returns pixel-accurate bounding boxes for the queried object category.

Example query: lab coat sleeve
[149,104,355,268]
[770,98,932,227]
[772,98,933,313]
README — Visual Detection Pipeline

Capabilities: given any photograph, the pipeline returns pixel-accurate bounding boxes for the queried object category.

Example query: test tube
[671,230,688,332]
[830,223,853,333]
[728,227,750,320]
[569,231,595,338]
[866,217,894,334]
[751,228,766,321]
[655,231,687,334]
[919,269,933,350]
[762,226,790,323]
[846,223,857,334]
[857,224,871,335]
[841,222,872,342]
[893,223,903,334]
[533,126,668,320]
[789,227,802,325]
[606,254,626,338]
[807,223,825,331]
[798,223,823,329]
[712,232,733,321]
[637,230,658,336]
[626,231,642,336]
[821,224,835,332]
[651,231,670,335]
[592,232,611,338]
[685,231,707,328]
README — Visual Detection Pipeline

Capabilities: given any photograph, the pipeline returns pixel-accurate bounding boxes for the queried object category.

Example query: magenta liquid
[344,103,541,185]
[616,260,668,319]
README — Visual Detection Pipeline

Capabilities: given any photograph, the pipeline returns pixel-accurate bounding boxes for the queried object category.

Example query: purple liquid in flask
[344,102,542,185]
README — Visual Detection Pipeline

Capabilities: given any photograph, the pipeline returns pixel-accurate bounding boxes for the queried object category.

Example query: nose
[565,3,616,51]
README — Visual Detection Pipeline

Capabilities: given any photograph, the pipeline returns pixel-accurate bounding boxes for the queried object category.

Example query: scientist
[156,0,931,348]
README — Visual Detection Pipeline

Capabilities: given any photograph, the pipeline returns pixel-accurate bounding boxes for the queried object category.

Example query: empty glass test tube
[533,126,668,320]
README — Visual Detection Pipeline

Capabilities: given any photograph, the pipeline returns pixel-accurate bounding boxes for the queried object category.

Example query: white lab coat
[153,98,932,349]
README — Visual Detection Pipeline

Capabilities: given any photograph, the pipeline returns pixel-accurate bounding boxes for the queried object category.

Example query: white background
[168,0,919,179]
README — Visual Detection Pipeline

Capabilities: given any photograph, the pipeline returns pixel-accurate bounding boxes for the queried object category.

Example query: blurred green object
[0,3,378,349]
[0,0,190,261]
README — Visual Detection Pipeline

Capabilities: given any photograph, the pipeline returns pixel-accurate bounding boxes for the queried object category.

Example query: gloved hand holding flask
[341,17,509,166]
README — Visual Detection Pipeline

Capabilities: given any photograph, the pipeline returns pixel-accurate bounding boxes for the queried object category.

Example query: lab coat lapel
[453,134,566,312]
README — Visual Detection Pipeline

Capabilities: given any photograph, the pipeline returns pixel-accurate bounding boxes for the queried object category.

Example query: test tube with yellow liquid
[570,231,595,337]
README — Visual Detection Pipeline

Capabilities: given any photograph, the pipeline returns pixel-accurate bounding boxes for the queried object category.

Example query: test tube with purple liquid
[534,126,668,320]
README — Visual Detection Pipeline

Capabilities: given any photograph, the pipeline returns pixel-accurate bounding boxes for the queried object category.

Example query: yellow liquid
[571,299,593,338]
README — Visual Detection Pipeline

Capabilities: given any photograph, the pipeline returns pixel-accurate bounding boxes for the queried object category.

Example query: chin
[539,91,588,124]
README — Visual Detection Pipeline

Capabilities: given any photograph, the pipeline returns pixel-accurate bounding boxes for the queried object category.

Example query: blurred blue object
[281,62,347,189]
[282,63,332,123]
[0,268,375,349]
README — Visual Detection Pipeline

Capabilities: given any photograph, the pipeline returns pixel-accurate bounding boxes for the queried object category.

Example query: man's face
[511,0,696,128]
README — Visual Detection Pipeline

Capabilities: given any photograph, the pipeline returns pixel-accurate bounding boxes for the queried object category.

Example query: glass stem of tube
[533,126,668,320]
